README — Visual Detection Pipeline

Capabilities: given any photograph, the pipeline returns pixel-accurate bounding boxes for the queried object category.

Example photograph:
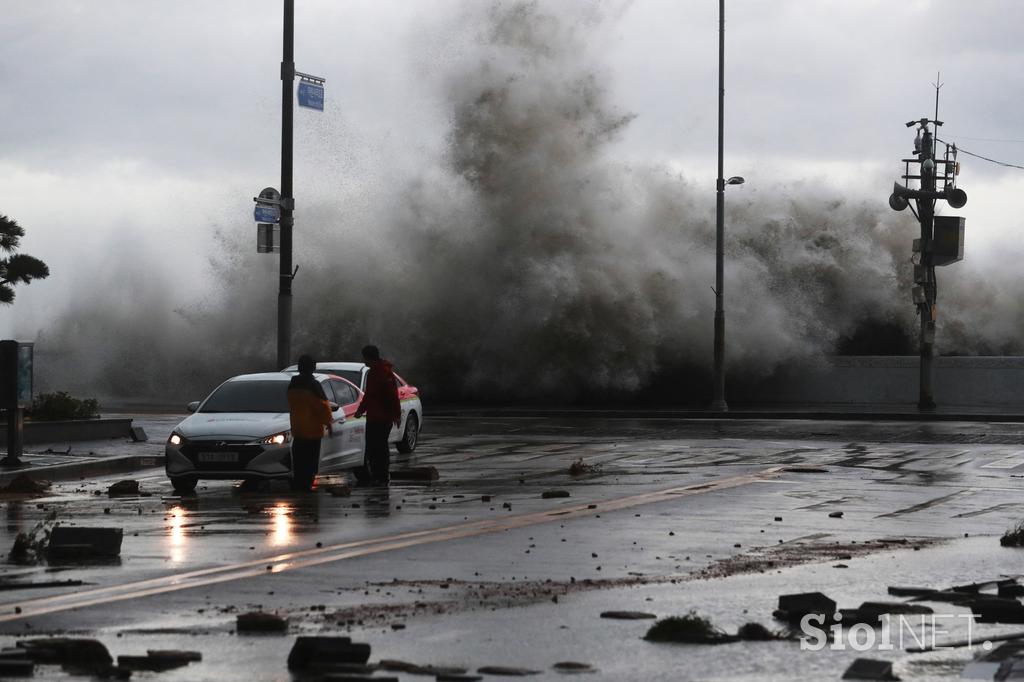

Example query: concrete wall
[749,356,1024,408]
[0,418,133,445]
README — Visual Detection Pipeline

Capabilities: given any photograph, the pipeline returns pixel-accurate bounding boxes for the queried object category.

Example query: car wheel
[171,476,198,495]
[396,413,419,453]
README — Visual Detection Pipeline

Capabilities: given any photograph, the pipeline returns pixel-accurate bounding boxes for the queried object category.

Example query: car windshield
[323,369,362,386]
[200,380,289,413]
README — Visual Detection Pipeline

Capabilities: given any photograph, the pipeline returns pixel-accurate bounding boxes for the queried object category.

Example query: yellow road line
[0,466,783,623]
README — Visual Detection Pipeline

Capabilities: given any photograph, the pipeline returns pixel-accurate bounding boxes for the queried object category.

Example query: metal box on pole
[0,340,34,466]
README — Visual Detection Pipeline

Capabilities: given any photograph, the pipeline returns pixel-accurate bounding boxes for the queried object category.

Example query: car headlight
[168,433,184,446]
[256,431,291,446]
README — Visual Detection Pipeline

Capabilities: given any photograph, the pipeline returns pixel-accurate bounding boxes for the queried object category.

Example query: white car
[282,361,422,455]
[164,372,363,494]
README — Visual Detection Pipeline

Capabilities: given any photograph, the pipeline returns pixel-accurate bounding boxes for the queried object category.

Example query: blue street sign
[298,81,324,111]
[254,205,280,223]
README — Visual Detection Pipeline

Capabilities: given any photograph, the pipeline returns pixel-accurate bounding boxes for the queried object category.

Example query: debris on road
[391,467,439,482]
[45,526,123,560]
[568,458,600,476]
[1,474,50,495]
[107,480,140,497]
[736,623,789,641]
[773,592,837,623]
[118,649,200,672]
[541,490,570,499]
[829,511,844,518]
[600,610,656,620]
[961,639,1024,678]
[325,483,351,497]
[1001,520,1024,547]
[286,636,371,670]
[968,597,1024,623]
[378,659,467,676]
[643,612,738,644]
[236,611,288,633]
[552,661,595,672]
[477,665,542,676]
[841,658,899,680]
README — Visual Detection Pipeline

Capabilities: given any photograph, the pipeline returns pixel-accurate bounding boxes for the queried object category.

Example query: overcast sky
[2,0,1023,340]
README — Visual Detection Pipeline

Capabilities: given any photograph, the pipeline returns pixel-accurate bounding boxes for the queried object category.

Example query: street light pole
[277,0,295,370]
[711,0,728,412]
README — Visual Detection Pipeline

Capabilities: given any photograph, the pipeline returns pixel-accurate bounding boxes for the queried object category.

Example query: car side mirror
[187,401,200,413]
[329,401,340,412]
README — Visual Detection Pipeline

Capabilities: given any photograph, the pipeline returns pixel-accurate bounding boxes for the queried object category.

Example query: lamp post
[277,0,295,371]
[711,0,743,412]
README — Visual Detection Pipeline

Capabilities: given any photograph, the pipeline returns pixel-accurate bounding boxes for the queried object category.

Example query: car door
[317,379,347,470]
[329,378,364,464]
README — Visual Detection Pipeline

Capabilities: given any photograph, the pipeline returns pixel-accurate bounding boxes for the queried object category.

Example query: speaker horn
[889,181,910,211]
[946,187,967,209]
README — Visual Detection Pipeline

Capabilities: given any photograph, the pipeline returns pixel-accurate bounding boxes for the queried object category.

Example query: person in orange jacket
[354,345,401,485]
[287,354,333,491]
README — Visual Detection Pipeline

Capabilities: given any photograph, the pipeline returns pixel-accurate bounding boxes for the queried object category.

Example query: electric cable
[937,137,1024,171]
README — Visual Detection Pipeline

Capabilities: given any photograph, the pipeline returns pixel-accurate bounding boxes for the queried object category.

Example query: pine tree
[0,214,49,304]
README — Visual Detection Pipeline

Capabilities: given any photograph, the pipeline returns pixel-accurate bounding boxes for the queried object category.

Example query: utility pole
[278,0,295,370]
[888,78,967,410]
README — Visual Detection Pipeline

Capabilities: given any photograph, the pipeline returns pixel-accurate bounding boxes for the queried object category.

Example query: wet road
[2,416,1024,680]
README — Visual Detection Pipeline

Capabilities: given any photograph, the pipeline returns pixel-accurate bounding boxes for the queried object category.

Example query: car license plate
[198,452,238,463]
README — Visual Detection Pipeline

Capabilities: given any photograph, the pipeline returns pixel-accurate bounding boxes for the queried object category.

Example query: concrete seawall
[750,356,1024,408]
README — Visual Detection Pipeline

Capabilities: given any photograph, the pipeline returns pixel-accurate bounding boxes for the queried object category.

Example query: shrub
[644,611,737,644]
[28,391,100,421]
[1001,521,1024,547]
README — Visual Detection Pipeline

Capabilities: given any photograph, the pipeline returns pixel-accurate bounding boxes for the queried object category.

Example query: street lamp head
[726,176,745,186]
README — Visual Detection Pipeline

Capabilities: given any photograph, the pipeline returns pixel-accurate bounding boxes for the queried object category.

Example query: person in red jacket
[354,344,401,485]
[287,355,333,491]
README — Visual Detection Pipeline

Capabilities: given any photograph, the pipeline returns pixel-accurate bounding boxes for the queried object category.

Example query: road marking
[875,490,975,518]
[0,467,784,623]
[982,451,1024,469]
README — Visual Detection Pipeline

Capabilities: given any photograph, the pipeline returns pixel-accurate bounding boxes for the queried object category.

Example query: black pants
[291,438,321,489]
[364,420,392,483]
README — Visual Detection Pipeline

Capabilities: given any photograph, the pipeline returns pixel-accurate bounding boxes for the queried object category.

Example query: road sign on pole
[254,205,280,223]
[297,79,324,111]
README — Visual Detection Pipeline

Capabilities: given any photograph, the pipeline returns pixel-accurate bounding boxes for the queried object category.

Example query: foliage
[29,391,100,421]
[1001,521,1024,547]
[0,214,49,304]
[643,611,737,644]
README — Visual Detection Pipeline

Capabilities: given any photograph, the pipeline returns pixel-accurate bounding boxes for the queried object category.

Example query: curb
[429,408,1024,422]
[0,454,162,487]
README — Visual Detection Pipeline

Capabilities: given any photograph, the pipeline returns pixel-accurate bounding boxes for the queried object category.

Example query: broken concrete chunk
[477,666,541,676]
[117,654,188,672]
[841,658,899,680]
[0,657,33,677]
[286,636,370,669]
[107,480,140,497]
[969,597,1024,623]
[46,526,123,559]
[774,592,837,623]
[16,637,113,666]
[146,650,202,664]
[1,474,50,495]
[600,611,657,620]
[390,467,439,482]
[541,490,570,499]
[999,582,1024,598]
[236,611,288,633]
[325,484,351,497]
[886,586,937,598]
